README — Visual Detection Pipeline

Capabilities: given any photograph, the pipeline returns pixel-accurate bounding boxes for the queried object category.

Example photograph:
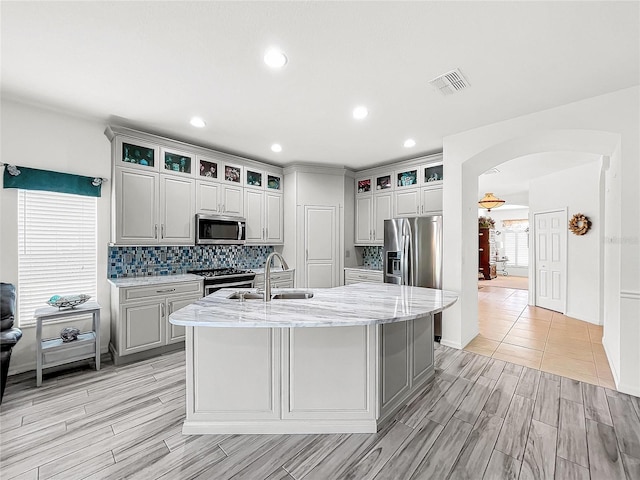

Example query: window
[502,219,529,268]
[18,190,97,327]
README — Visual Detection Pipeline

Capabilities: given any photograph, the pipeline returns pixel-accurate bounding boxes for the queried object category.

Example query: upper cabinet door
[374,173,394,192]
[422,163,443,186]
[196,180,221,214]
[222,162,243,186]
[160,175,195,244]
[245,169,264,190]
[115,168,159,244]
[421,185,443,214]
[373,192,393,243]
[265,192,284,244]
[355,196,373,244]
[244,189,265,243]
[356,177,373,195]
[394,188,420,217]
[116,137,159,172]
[161,147,194,178]
[221,185,244,217]
[266,173,282,192]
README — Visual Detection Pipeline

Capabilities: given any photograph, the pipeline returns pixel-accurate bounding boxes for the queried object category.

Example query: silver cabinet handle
[156,288,176,293]
[222,204,225,212]
[263,227,265,239]
[217,203,221,212]
[154,224,158,239]
[266,227,268,238]
[160,303,165,318]
[161,224,164,239]
[169,302,173,314]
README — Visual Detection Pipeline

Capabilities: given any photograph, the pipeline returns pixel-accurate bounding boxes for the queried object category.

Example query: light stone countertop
[169,282,457,328]
[108,274,203,288]
[249,267,294,275]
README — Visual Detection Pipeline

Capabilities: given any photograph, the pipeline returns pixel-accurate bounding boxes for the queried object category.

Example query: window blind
[17,190,97,327]
[504,230,529,268]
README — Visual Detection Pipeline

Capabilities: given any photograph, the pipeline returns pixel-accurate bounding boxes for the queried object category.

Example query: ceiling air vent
[429,68,470,96]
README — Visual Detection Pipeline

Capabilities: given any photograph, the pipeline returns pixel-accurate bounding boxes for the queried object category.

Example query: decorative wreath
[569,213,591,236]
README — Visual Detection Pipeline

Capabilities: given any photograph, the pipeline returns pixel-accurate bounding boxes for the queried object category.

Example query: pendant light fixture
[478,192,505,211]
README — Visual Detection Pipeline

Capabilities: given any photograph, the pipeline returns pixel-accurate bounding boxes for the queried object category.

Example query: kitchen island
[169,282,457,434]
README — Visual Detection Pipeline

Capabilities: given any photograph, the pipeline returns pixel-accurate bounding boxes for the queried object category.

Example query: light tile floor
[466,284,616,389]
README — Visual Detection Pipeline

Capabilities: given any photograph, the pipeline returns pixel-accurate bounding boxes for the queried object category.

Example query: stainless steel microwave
[196,214,246,245]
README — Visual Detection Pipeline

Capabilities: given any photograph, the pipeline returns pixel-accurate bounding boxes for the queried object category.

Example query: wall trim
[440,339,462,350]
[283,163,352,176]
[602,336,620,388]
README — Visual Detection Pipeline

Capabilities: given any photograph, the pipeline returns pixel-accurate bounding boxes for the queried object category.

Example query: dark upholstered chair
[1,283,23,404]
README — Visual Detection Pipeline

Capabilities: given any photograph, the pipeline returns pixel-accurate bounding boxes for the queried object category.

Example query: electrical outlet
[124,253,132,264]
[345,250,350,258]
[160,251,167,262]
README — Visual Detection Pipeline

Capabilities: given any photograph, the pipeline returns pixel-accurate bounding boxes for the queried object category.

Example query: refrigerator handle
[402,234,410,285]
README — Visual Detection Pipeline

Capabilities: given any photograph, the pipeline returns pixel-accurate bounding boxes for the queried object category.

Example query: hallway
[466,284,616,389]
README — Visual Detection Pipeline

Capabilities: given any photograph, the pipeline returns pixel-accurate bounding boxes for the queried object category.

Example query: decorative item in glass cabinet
[122,143,155,167]
[376,175,392,190]
[225,166,241,183]
[358,179,371,193]
[199,160,218,179]
[424,165,443,183]
[267,175,281,190]
[247,170,262,187]
[397,170,417,187]
[164,153,192,173]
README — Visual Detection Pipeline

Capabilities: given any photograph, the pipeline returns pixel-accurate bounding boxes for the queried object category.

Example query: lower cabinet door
[167,295,201,343]
[121,301,165,355]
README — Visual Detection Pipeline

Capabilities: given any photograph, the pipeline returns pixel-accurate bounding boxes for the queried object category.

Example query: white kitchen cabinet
[160,146,195,178]
[196,180,243,217]
[373,192,393,242]
[420,185,443,214]
[110,280,202,364]
[160,175,195,243]
[114,167,159,244]
[355,192,393,245]
[344,268,383,285]
[394,188,421,217]
[244,190,283,244]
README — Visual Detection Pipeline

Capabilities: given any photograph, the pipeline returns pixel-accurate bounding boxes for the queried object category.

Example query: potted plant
[478,216,495,229]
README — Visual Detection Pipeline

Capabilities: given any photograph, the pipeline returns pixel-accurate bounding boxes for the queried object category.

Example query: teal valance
[2,164,103,197]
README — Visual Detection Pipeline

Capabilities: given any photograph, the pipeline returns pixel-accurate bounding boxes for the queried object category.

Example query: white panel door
[244,189,265,243]
[355,196,373,244]
[265,192,284,244]
[160,175,195,244]
[373,192,393,243]
[304,205,337,288]
[534,210,566,313]
[394,189,420,217]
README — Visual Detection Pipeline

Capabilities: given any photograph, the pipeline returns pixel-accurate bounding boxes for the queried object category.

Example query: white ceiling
[1,1,638,170]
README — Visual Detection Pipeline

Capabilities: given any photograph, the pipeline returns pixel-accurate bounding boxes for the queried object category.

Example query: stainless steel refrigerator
[383,216,443,341]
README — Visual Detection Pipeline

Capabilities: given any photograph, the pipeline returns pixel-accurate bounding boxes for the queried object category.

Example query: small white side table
[34,301,101,387]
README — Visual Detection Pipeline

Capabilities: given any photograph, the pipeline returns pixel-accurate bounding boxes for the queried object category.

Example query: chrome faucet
[263,252,289,302]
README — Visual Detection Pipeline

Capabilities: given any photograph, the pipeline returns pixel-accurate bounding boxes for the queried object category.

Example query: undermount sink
[227,291,265,300]
[271,291,314,300]
[227,290,314,301]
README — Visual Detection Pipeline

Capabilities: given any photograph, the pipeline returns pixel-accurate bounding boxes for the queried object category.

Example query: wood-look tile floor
[1,345,639,479]
[469,285,616,389]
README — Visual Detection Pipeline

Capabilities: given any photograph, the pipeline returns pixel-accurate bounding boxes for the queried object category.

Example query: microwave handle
[238,221,244,241]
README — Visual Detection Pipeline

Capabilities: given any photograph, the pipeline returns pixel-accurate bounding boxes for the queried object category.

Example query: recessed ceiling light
[352,106,369,120]
[264,48,287,68]
[271,143,282,153]
[190,117,206,128]
[403,139,416,148]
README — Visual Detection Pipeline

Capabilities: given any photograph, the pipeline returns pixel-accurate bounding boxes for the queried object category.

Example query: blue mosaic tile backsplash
[362,246,383,270]
[108,245,274,278]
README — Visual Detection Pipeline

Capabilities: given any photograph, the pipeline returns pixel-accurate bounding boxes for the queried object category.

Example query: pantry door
[304,205,338,288]
[534,209,567,313]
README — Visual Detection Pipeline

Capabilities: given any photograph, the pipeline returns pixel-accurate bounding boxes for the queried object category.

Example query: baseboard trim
[182,419,378,435]
[440,339,462,350]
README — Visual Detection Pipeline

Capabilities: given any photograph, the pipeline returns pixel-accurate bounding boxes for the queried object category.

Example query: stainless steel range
[188,268,256,296]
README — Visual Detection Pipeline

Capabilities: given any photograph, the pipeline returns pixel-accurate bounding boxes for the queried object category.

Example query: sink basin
[271,291,314,300]
[227,291,265,300]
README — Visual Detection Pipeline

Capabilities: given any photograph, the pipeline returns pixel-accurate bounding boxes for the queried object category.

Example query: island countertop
[169,282,458,328]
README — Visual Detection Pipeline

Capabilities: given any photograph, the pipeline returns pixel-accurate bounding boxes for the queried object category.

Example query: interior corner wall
[343,176,357,272]
[0,98,112,374]
[529,161,601,324]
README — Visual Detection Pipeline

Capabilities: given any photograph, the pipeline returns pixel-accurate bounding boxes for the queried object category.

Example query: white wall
[529,161,602,324]
[477,207,530,277]
[442,86,640,396]
[1,98,112,373]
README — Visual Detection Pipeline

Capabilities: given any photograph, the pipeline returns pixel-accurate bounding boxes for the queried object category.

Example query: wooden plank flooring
[1,343,638,479]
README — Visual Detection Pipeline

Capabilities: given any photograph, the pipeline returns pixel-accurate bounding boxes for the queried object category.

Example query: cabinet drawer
[344,270,383,284]
[122,281,201,302]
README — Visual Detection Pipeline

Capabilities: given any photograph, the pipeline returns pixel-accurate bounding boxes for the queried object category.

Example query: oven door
[204,280,254,297]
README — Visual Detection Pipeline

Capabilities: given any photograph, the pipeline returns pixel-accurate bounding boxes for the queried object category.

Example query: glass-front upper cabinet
[395,168,418,189]
[356,177,372,195]
[266,173,282,191]
[161,147,193,177]
[223,162,243,185]
[423,163,443,184]
[246,169,263,189]
[116,137,159,172]
[197,156,219,181]
[375,173,393,192]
